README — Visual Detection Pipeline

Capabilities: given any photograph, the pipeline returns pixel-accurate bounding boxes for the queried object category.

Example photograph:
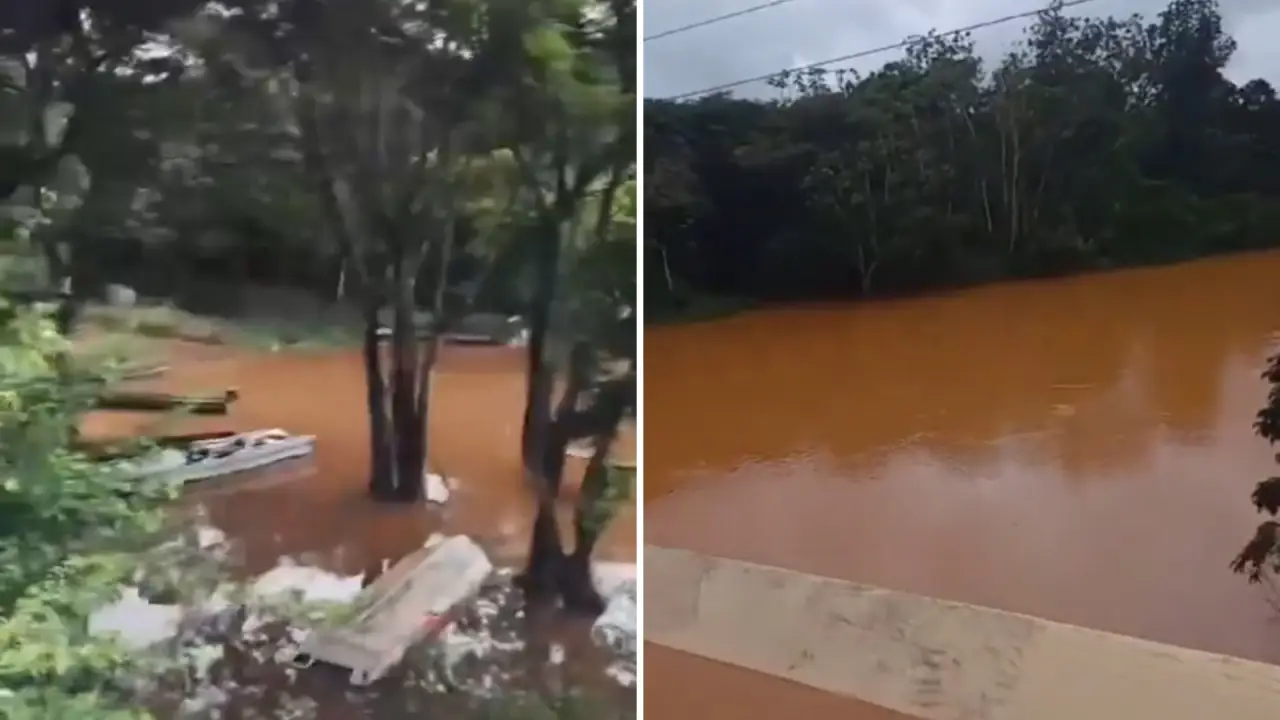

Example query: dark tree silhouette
[1232,352,1280,582]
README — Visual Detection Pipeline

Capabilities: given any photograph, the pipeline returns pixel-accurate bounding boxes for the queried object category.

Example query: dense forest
[644,0,1280,315]
[0,0,637,320]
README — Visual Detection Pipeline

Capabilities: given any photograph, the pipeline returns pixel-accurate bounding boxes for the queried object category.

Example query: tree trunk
[563,402,625,615]
[518,213,562,605]
[388,255,424,503]
[521,208,572,462]
[517,346,586,601]
[520,497,565,601]
[519,340,604,607]
[515,218,573,596]
[364,295,396,501]
[413,218,456,494]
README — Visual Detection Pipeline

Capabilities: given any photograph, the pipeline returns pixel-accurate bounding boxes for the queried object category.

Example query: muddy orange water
[79,342,634,715]
[646,251,1280,686]
[645,644,915,720]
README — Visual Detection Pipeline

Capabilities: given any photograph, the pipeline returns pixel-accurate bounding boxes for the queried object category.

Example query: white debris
[424,473,453,505]
[195,525,227,550]
[88,587,184,650]
[105,283,137,308]
[590,562,637,655]
[249,561,365,604]
[177,685,229,717]
[592,562,636,597]
[605,659,637,687]
[434,622,524,670]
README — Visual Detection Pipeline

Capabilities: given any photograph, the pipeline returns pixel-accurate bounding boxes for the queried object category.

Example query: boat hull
[125,432,316,487]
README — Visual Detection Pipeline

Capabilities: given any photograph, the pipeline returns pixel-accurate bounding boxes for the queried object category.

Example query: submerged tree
[181,0,617,503]
[489,0,635,613]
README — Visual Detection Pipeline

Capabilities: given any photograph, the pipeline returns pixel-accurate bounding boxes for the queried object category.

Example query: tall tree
[482,0,635,612]
[180,0,618,503]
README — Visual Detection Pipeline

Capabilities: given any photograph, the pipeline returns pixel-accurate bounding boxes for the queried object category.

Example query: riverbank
[76,300,361,352]
[645,248,1280,325]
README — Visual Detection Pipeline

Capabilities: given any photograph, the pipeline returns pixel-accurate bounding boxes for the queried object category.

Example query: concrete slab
[287,536,492,686]
[646,545,1280,720]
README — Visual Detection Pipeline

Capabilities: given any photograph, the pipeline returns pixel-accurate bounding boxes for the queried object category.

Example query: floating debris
[590,563,636,656]
[121,428,316,487]
[284,535,494,686]
[88,587,184,650]
[424,472,454,505]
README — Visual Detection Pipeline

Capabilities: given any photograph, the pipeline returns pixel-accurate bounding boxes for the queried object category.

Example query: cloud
[643,0,1280,99]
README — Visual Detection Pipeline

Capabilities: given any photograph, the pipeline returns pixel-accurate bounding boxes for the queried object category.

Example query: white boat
[122,428,316,486]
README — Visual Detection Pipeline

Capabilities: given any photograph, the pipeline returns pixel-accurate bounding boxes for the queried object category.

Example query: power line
[644,0,805,42]
[659,0,1098,101]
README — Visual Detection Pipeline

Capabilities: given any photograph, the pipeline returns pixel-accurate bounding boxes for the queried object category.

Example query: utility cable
[659,0,1098,100]
[644,0,806,42]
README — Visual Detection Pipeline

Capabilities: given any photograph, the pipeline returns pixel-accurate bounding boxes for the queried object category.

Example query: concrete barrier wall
[646,545,1280,720]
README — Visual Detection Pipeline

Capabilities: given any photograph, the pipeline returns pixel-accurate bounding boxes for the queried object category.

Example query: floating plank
[286,536,493,686]
[120,363,169,381]
[96,388,239,414]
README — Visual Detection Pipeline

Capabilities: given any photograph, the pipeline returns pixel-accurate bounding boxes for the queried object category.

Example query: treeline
[0,16,539,317]
[644,0,1280,315]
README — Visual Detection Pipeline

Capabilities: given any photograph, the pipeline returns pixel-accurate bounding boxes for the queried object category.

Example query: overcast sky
[643,0,1280,99]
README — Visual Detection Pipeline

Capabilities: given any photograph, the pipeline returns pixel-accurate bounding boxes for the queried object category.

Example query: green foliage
[0,300,179,717]
[645,0,1280,313]
[1232,351,1280,583]
[581,464,634,538]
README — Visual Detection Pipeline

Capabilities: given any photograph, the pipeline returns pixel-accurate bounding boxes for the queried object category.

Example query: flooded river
[645,252,1280,706]
[79,343,635,717]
